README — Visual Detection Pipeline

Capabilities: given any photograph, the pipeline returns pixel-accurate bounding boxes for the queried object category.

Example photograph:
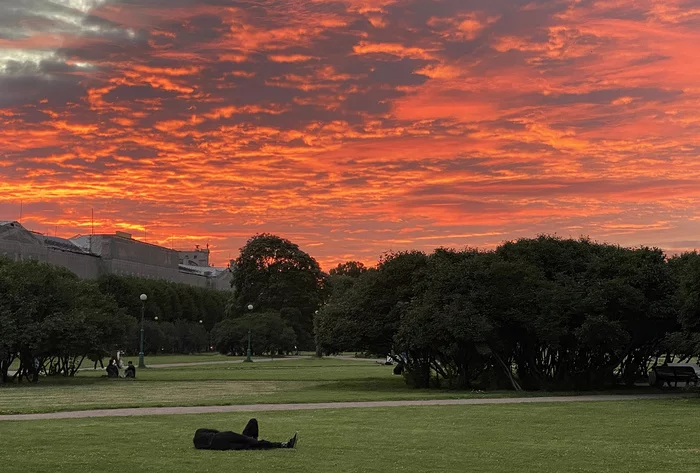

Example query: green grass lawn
[2,399,699,473]
[0,358,671,415]
[121,353,245,365]
[1,358,524,414]
[8,353,246,371]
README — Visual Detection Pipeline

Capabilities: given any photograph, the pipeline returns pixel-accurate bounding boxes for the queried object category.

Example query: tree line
[97,274,229,356]
[0,259,230,383]
[5,233,700,391]
[316,236,700,390]
[0,233,327,383]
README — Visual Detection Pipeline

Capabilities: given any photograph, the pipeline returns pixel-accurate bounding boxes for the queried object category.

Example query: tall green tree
[230,234,327,349]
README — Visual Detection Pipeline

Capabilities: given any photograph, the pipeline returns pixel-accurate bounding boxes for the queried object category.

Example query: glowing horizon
[2,0,699,270]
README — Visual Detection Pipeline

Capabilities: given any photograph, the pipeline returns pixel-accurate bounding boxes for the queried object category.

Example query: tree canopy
[0,259,131,383]
[6,232,700,391]
[230,233,327,349]
[316,237,687,390]
[0,260,232,383]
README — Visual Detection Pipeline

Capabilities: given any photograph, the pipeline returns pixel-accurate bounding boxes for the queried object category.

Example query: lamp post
[314,309,322,357]
[138,293,147,368]
[199,319,206,352]
[244,304,253,362]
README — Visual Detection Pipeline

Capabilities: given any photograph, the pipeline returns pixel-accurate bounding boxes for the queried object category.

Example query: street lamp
[244,304,254,362]
[138,293,147,368]
[199,319,207,352]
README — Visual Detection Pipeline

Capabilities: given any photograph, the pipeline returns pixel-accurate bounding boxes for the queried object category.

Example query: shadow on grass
[306,378,684,398]
[1,371,691,395]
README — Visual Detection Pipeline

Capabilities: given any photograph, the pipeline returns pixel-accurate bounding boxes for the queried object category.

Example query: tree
[665,252,700,360]
[0,306,17,384]
[0,258,132,382]
[497,236,677,389]
[317,237,683,390]
[212,318,248,355]
[230,234,327,349]
[315,251,428,357]
[394,249,534,390]
[212,313,297,356]
[98,274,229,354]
[329,261,368,278]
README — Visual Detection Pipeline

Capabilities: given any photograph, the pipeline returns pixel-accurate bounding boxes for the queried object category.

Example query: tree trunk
[492,351,522,391]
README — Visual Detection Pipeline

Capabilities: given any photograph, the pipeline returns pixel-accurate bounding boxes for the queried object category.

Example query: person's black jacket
[106,364,119,378]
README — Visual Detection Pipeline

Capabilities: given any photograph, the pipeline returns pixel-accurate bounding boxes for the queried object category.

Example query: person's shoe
[286,432,298,449]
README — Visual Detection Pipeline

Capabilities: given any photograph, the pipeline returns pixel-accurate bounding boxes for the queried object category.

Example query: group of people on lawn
[104,352,136,379]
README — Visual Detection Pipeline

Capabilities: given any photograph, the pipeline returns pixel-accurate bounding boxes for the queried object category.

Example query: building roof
[43,235,89,254]
[70,233,180,253]
[178,264,229,277]
[0,221,45,245]
[0,221,90,254]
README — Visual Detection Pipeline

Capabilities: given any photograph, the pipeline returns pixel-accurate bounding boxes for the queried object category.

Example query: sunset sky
[1,0,699,269]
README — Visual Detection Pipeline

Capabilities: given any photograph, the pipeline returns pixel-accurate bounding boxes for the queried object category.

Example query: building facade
[178,246,210,267]
[0,221,232,291]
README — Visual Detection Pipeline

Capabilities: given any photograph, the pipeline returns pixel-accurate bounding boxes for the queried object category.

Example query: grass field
[121,353,245,365]
[8,353,247,371]
[1,358,533,414]
[0,357,675,415]
[2,355,699,472]
[2,399,700,473]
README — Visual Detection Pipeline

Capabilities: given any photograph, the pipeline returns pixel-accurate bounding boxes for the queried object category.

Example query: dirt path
[0,394,686,422]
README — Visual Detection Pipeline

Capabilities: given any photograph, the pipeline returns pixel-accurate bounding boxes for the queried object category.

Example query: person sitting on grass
[124,361,136,378]
[106,359,119,378]
[193,418,297,451]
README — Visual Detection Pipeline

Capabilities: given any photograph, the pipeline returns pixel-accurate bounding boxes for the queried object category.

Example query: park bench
[648,364,699,387]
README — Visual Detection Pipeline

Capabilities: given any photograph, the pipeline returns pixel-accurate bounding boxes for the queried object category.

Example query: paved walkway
[0,394,686,422]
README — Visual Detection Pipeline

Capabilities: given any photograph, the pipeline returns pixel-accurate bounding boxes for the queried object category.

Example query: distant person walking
[193,419,297,451]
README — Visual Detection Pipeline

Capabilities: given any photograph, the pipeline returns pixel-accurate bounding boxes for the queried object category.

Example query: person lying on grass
[193,418,298,450]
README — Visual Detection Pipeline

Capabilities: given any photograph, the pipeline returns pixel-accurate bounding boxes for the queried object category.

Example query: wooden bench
[648,364,699,387]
